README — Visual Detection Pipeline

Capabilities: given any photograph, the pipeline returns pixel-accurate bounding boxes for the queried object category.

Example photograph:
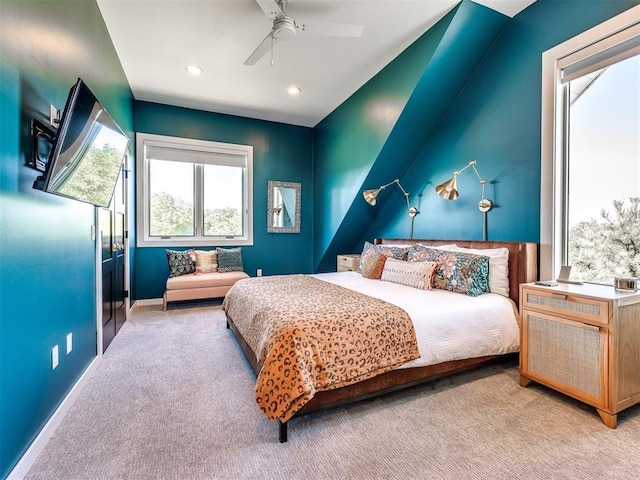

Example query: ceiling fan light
[273,16,296,41]
[185,65,203,76]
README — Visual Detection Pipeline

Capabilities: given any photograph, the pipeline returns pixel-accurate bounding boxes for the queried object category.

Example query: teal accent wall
[311,5,458,272]
[360,0,639,247]
[0,1,133,477]
[313,0,638,269]
[134,101,313,300]
[313,0,510,271]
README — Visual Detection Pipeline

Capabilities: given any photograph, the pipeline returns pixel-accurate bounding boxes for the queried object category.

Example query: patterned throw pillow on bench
[216,247,244,272]
[190,249,219,274]
[166,249,196,277]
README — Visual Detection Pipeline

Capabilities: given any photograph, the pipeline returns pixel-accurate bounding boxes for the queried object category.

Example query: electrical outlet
[257,269,263,277]
[52,345,59,370]
[66,333,73,354]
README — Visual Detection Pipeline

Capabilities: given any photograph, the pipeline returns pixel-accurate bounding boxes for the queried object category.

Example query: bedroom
[1,0,639,478]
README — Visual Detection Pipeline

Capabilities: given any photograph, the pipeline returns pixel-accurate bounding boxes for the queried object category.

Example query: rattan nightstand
[519,282,640,428]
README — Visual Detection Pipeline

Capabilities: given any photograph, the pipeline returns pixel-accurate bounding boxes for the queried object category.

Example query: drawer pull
[581,323,601,332]
[549,315,601,331]
[548,293,567,300]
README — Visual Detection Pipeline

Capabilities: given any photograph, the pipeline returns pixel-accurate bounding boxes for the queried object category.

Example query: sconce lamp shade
[363,188,381,206]
[435,177,459,200]
[434,160,493,241]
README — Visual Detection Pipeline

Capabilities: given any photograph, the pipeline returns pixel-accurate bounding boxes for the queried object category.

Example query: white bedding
[311,271,520,369]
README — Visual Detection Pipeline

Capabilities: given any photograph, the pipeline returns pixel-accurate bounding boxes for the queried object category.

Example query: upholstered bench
[163,271,249,310]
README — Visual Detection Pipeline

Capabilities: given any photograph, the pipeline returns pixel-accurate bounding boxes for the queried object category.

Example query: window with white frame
[136,133,253,247]
[540,6,639,283]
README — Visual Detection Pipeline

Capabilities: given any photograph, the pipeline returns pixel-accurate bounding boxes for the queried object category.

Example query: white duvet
[312,271,520,369]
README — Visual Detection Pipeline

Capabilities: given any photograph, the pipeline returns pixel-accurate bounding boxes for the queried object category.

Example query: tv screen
[35,78,129,208]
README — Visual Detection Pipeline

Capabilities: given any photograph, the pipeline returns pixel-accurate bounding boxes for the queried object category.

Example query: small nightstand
[336,254,361,272]
[519,282,640,428]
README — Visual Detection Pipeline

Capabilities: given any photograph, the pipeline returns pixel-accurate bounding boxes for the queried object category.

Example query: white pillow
[448,245,510,297]
[415,243,457,251]
[381,258,437,290]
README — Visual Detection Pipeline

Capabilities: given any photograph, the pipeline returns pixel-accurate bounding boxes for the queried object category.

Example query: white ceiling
[97,0,535,128]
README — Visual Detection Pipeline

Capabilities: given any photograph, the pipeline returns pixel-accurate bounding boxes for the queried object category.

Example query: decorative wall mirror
[267,181,301,233]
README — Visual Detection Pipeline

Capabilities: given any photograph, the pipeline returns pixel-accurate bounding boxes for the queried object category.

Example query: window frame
[136,132,253,247]
[540,5,640,280]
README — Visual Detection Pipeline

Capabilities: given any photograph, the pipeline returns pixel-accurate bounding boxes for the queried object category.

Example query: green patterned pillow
[166,249,195,277]
[408,245,489,296]
[217,247,244,272]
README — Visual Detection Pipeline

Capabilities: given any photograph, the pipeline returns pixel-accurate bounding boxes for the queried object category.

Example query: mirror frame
[267,180,301,233]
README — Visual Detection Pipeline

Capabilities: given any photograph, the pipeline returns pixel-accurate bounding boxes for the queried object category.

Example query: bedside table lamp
[363,179,419,238]
[435,160,493,240]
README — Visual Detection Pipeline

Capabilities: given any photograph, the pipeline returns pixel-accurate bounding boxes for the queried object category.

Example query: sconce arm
[436,159,493,240]
[391,179,419,217]
[467,161,489,204]
[363,178,420,238]
[455,160,486,184]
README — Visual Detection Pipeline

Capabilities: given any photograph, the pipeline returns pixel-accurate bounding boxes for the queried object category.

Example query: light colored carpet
[26,303,640,480]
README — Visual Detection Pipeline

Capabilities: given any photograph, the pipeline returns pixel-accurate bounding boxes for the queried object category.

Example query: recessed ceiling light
[287,85,301,96]
[185,65,203,76]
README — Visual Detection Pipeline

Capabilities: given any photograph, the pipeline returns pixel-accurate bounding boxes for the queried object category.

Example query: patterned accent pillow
[448,245,510,297]
[217,247,244,272]
[360,252,387,279]
[166,249,195,277]
[357,241,410,273]
[193,249,219,274]
[381,258,437,290]
[408,245,490,296]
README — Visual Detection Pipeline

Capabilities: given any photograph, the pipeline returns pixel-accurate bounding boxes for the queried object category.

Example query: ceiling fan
[245,0,364,66]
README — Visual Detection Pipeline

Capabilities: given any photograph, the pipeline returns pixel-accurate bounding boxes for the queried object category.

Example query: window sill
[136,237,253,248]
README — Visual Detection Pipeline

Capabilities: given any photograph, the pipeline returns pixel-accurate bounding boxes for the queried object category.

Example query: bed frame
[225,238,537,442]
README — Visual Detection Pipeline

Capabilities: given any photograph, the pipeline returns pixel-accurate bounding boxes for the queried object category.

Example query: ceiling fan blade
[296,19,363,37]
[244,31,279,66]
[255,0,284,20]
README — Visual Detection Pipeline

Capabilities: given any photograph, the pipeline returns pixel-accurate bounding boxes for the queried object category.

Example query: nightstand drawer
[521,287,609,325]
[337,254,360,272]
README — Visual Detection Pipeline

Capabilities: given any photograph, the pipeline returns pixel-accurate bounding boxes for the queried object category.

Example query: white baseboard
[132,298,163,307]
[7,356,101,480]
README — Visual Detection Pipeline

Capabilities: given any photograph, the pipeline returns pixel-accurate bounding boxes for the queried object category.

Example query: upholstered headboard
[374,238,538,307]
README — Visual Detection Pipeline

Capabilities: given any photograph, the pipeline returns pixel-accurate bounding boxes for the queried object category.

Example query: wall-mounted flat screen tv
[34,78,129,208]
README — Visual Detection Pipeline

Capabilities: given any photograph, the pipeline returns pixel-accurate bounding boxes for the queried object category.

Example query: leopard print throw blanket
[223,275,420,422]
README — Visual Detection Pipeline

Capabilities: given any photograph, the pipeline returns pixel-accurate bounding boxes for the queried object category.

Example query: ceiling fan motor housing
[244,0,363,66]
[273,16,296,41]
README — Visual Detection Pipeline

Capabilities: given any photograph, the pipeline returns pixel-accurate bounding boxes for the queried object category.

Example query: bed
[223,238,537,442]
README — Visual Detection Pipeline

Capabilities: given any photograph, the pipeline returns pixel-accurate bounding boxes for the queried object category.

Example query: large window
[540,6,639,282]
[136,133,253,247]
